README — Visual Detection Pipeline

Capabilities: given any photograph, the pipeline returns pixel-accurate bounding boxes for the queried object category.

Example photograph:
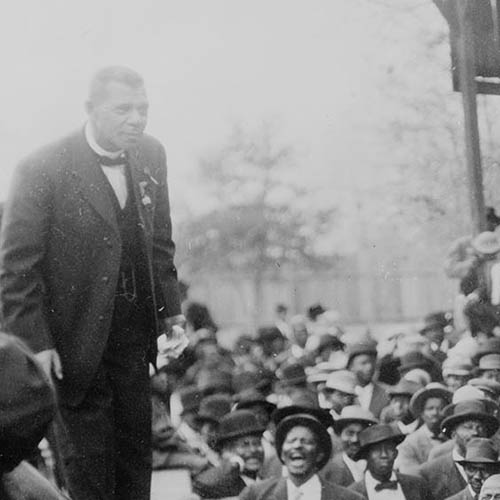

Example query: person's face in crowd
[480,483,500,500]
[227,434,264,474]
[453,420,488,455]
[445,374,470,393]
[350,354,376,386]
[464,463,500,495]
[423,328,445,348]
[293,324,308,349]
[322,388,355,413]
[339,422,365,459]
[388,395,411,421]
[421,397,445,434]
[195,341,220,367]
[366,440,398,482]
[280,425,324,485]
[481,370,500,384]
[87,81,148,151]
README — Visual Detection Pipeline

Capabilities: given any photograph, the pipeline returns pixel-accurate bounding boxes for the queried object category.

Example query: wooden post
[456,0,486,234]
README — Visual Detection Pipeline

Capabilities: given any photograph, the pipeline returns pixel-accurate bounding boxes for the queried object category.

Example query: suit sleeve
[238,485,257,500]
[151,144,181,319]
[0,158,54,352]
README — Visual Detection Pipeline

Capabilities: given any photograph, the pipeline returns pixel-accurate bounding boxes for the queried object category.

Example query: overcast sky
[0,0,446,228]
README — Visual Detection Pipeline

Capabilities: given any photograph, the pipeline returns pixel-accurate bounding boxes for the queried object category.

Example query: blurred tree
[176,123,337,323]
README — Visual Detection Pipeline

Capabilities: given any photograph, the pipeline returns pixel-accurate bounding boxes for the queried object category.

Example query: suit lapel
[274,477,288,500]
[69,132,119,235]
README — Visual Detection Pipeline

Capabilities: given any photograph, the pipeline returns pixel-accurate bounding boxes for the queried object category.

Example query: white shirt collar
[355,382,374,410]
[85,121,123,159]
[286,474,322,500]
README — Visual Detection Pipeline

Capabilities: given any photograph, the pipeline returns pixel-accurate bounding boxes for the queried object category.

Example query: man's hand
[34,348,63,382]
[157,316,189,364]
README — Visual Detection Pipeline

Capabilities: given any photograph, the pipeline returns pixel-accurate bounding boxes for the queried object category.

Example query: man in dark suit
[349,424,433,500]
[347,341,390,419]
[326,405,377,487]
[418,399,499,500]
[240,413,364,500]
[0,66,186,500]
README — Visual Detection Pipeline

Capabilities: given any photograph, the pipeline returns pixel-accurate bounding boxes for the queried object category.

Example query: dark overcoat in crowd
[239,476,366,500]
[444,487,475,500]
[322,454,356,487]
[418,454,467,500]
[349,472,434,500]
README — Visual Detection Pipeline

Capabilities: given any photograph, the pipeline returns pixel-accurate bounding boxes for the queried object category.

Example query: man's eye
[116,105,131,113]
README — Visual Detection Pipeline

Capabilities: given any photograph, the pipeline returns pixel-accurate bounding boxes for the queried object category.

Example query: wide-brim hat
[410,383,452,418]
[456,438,500,466]
[353,423,405,461]
[194,394,233,425]
[272,403,334,430]
[275,413,332,471]
[332,405,378,434]
[478,354,500,371]
[441,399,499,438]
[472,338,500,366]
[215,409,266,447]
[468,378,500,398]
[398,351,435,374]
[472,231,500,255]
[233,389,276,415]
[324,369,357,395]
[277,363,307,386]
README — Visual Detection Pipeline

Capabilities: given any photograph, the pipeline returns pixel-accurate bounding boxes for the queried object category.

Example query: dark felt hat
[275,413,332,471]
[233,389,276,415]
[216,409,266,446]
[195,394,233,425]
[256,326,284,343]
[278,363,307,386]
[441,399,499,438]
[332,405,378,434]
[398,351,435,374]
[271,392,334,430]
[354,423,405,461]
[409,383,452,418]
[179,385,202,415]
[456,438,500,466]
[419,311,453,334]
[346,340,377,367]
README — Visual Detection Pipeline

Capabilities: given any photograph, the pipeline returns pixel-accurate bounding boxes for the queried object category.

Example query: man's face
[366,441,398,481]
[339,422,365,459]
[228,434,264,474]
[322,388,355,413]
[445,374,469,393]
[482,370,500,384]
[480,484,500,500]
[453,420,488,455]
[389,395,411,421]
[349,354,376,386]
[280,425,324,482]
[88,81,148,151]
[464,463,500,494]
[422,397,445,433]
[293,325,308,348]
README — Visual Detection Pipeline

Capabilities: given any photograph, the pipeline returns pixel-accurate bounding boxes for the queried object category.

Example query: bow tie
[97,153,127,166]
[375,480,398,491]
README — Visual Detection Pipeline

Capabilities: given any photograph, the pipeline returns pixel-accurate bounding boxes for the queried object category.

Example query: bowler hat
[398,351,435,375]
[216,410,266,447]
[441,399,499,437]
[468,378,500,398]
[354,424,405,461]
[346,340,377,367]
[472,231,500,255]
[332,406,378,435]
[195,394,232,425]
[278,363,307,386]
[275,413,332,471]
[234,389,276,415]
[324,370,357,395]
[456,438,500,466]
[410,383,452,418]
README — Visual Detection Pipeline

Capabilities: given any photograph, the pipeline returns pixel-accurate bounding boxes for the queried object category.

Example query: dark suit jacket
[0,129,181,405]
[349,472,434,500]
[193,463,247,498]
[322,453,355,487]
[444,487,475,500]
[418,453,466,500]
[369,382,391,419]
[239,476,366,500]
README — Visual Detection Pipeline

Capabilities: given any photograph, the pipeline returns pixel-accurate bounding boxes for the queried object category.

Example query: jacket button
[98,315,104,321]
[102,276,109,283]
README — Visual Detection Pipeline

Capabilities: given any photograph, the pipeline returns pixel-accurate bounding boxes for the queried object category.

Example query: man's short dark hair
[88,66,144,104]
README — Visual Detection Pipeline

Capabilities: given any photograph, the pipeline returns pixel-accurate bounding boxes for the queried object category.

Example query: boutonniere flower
[139,181,152,208]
